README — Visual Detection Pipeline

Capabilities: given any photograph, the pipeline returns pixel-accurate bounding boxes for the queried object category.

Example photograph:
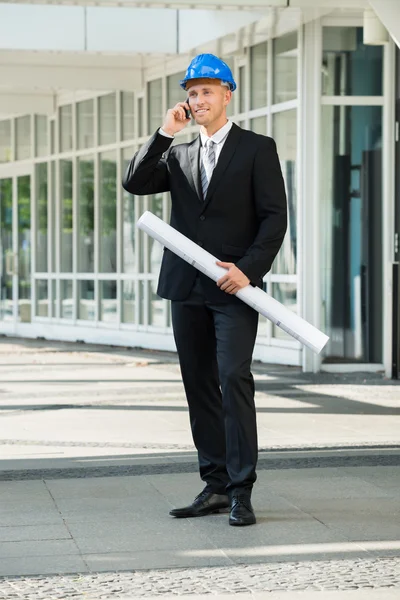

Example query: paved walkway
[0,337,399,599]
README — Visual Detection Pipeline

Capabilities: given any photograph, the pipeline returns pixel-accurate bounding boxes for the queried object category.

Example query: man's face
[186,78,231,126]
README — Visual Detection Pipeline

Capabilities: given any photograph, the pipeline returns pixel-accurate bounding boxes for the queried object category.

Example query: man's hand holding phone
[162,100,191,136]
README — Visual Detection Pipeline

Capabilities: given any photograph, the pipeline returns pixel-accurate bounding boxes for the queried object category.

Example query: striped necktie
[200,139,216,200]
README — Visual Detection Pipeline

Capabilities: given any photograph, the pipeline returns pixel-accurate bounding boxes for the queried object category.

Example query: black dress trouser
[171,276,259,495]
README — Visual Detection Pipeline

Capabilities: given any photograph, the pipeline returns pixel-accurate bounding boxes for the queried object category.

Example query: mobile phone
[185,98,191,119]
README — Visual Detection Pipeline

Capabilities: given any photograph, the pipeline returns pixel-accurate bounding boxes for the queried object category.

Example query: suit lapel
[202,123,242,211]
[187,136,202,202]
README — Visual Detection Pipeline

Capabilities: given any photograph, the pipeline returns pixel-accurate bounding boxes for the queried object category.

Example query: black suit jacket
[122,123,287,302]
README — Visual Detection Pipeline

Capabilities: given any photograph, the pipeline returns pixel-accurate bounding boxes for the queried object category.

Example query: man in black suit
[123,54,287,526]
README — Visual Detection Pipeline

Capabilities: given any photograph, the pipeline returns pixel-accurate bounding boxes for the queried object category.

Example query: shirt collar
[200,120,233,147]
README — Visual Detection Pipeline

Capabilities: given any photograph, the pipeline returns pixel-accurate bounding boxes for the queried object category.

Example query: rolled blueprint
[137,211,329,354]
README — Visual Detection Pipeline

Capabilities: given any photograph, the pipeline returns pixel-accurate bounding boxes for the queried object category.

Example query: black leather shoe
[229,493,256,526]
[169,488,229,518]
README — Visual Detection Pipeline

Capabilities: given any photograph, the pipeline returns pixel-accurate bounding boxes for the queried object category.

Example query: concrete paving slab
[0,523,71,542]
[0,555,89,577]
[0,539,78,559]
[83,549,232,571]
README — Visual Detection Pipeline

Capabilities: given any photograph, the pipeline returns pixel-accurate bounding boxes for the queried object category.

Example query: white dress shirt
[159,120,233,167]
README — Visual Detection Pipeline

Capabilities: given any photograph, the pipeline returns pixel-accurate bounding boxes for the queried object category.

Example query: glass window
[139,280,147,325]
[122,281,135,323]
[223,57,235,118]
[77,99,94,149]
[100,280,117,322]
[35,116,48,157]
[17,175,31,323]
[50,162,56,272]
[238,66,246,113]
[147,79,163,134]
[50,120,55,154]
[321,105,383,362]
[99,94,116,146]
[138,97,144,137]
[15,116,31,161]
[78,280,95,321]
[77,156,94,273]
[36,163,48,273]
[167,72,185,109]
[250,116,267,135]
[122,147,136,274]
[52,280,57,318]
[272,283,297,340]
[121,92,134,141]
[61,280,73,319]
[322,27,383,96]
[36,280,48,317]
[0,121,11,162]
[250,41,268,110]
[149,194,163,276]
[0,178,13,321]
[273,32,298,104]
[272,110,297,275]
[60,160,73,272]
[59,105,72,152]
[99,151,117,273]
[149,285,164,327]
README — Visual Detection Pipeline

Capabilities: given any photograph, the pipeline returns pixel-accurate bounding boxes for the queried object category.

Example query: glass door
[0,171,32,328]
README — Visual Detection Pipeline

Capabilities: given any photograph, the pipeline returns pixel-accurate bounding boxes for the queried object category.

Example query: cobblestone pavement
[0,558,399,599]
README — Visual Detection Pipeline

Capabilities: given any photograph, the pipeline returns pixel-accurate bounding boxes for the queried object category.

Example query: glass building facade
[0,13,395,373]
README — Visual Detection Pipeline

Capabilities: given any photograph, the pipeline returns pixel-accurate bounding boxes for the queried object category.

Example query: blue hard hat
[180,54,237,92]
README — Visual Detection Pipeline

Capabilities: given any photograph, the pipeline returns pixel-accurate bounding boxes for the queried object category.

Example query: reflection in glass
[100,281,117,322]
[99,94,116,146]
[78,156,94,272]
[322,27,383,96]
[167,73,185,109]
[272,283,297,340]
[250,116,267,135]
[223,57,234,117]
[147,79,163,134]
[60,160,73,272]
[149,287,164,327]
[122,147,136,273]
[99,151,117,273]
[35,116,48,157]
[139,280,146,325]
[59,105,73,152]
[239,66,246,113]
[78,280,95,321]
[272,110,297,275]
[321,105,382,362]
[0,178,13,320]
[15,116,31,161]
[250,42,267,109]
[0,121,11,162]
[138,97,144,137]
[77,99,94,149]
[61,280,73,319]
[52,280,57,318]
[50,162,56,272]
[121,92,134,141]
[18,175,31,322]
[149,194,163,276]
[36,163,48,272]
[273,32,297,104]
[36,280,48,317]
[122,281,135,323]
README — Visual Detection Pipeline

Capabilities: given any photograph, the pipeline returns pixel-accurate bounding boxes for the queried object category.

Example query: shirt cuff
[159,128,174,139]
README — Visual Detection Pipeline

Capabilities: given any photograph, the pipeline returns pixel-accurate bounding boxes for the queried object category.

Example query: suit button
[200,215,205,221]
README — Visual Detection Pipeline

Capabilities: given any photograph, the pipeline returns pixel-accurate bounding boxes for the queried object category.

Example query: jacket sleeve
[236,137,288,283]
[122,129,174,195]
